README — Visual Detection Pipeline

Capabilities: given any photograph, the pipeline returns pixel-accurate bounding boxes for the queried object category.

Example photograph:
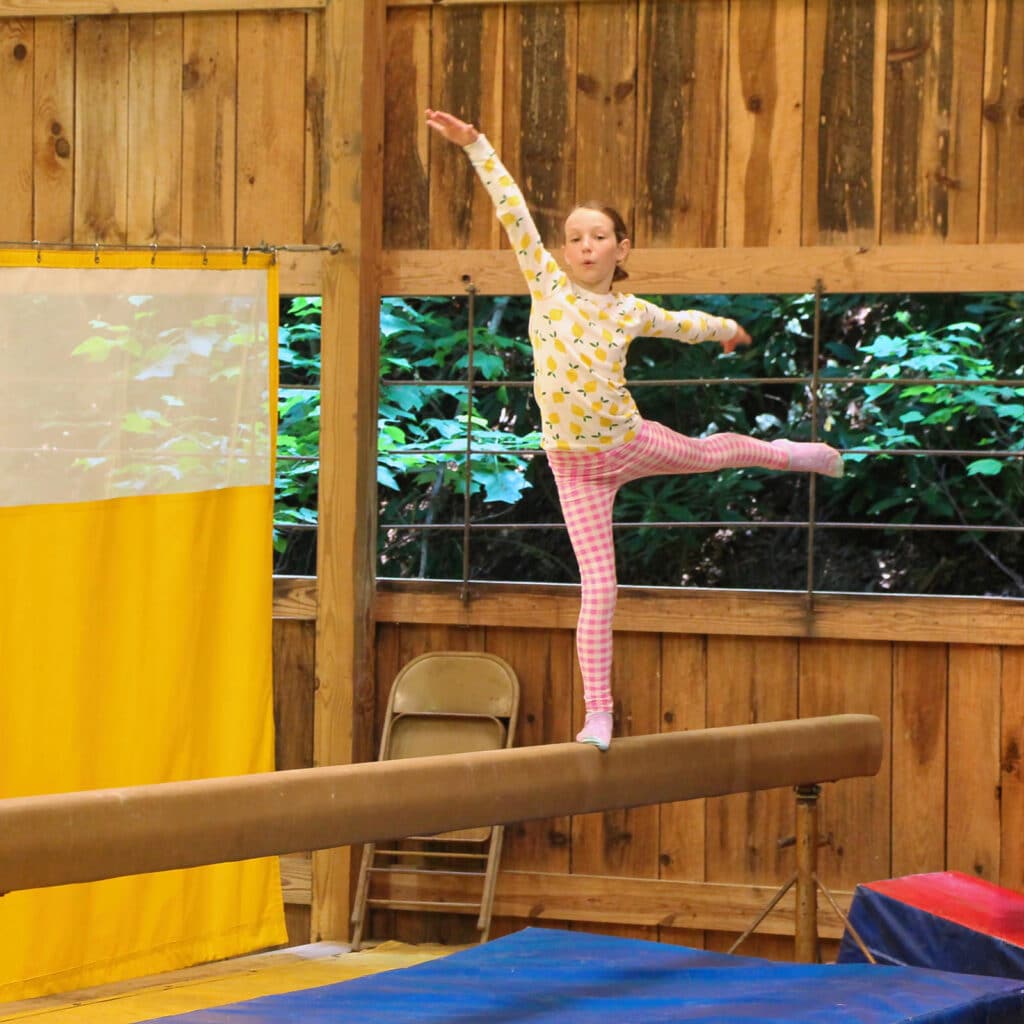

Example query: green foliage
[275,290,1024,595]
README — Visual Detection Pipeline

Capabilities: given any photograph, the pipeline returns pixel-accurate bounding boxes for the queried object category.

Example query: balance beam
[0,715,881,893]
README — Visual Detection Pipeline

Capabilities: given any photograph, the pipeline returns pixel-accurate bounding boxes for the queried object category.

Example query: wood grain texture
[0,19,34,242]
[706,637,799,889]
[304,10,325,245]
[881,0,984,243]
[373,582,1024,647]
[947,644,1002,880]
[980,0,1024,240]
[635,1,725,247]
[312,0,384,942]
[429,4,502,249]
[658,636,707,925]
[1000,646,1024,890]
[127,14,183,244]
[575,2,637,228]
[382,6,430,249]
[891,641,947,876]
[3,0,323,12]
[74,17,130,244]
[485,626,574,878]
[803,0,882,244]
[503,2,576,248]
[236,11,306,245]
[726,0,805,247]
[797,639,892,887]
[365,868,852,939]
[32,18,75,243]
[273,618,315,772]
[181,12,236,245]
[380,241,1024,295]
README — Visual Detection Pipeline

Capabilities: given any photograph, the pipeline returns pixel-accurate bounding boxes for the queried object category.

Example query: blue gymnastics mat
[148,927,1024,1023]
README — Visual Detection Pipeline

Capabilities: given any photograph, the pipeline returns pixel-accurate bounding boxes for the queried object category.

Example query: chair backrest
[378,652,520,764]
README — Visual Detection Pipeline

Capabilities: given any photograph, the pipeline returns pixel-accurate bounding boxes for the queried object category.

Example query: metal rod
[806,281,823,602]
[794,784,822,963]
[461,285,477,603]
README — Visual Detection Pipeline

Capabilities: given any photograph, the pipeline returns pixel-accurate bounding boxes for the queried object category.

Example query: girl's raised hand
[425,109,480,147]
[722,325,752,354]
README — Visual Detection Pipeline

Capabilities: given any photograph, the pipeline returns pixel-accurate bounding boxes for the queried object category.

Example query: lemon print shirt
[465,135,740,453]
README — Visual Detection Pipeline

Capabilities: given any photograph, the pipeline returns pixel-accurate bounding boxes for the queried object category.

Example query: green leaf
[966,458,1004,477]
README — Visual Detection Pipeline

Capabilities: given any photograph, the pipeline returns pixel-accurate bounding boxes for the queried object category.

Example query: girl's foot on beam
[576,711,613,751]
[771,439,844,478]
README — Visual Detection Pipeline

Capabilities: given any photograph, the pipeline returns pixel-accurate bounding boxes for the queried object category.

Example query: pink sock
[576,711,613,751]
[771,439,844,478]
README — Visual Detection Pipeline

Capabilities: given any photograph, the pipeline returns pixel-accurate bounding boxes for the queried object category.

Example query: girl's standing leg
[548,452,621,750]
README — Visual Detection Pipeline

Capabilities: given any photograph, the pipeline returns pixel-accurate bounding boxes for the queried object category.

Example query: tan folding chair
[350,651,520,950]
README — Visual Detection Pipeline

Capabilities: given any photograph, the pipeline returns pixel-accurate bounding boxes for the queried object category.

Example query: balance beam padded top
[0,715,881,892]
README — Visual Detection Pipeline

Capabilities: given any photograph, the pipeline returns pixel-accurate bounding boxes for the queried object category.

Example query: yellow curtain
[0,251,286,999]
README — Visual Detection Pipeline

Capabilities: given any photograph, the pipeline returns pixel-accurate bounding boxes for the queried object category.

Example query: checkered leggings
[547,420,788,714]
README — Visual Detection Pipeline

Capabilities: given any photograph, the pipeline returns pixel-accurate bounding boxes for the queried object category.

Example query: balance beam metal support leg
[0,714,882,894]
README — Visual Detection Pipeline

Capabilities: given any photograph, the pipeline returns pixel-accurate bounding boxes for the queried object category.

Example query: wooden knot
[747,95,763,113]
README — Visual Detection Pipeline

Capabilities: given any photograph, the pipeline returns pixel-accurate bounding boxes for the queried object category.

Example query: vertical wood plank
[571,632,661,906]
[429,4,502,249]
[575,1,637,228]
[658,634,706,948]
[273,619,316,772]
[313,0,384,942]
[33,18,75,244]
[881,0,984,243]
[486,627,574,876]
[503,3,577,249]
[947,645,1002,879]
[891,642,947,876]
[127,15,183,245]
[725,0,805,247]
[636,0,728,247]
[382,7,430,249]
[0,20,34,242]
[304,11,324,245]
[798,639,892,887]
[74,17,130,244]
[236,12,306,246]
[181,13,236,246]
[803,0,884,245]
[980,0,1024,240]
[1000,647,1024,891]
[706,637,799,888]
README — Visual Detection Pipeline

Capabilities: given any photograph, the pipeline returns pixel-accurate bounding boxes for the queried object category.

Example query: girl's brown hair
[572,201,631,281]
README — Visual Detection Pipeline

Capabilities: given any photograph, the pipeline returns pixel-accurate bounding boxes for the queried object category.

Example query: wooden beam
[274,580,1024,645]
[373,582,1024,647]
[0,715,881,892]
[0,1,324,14]
[278,857,854,939]
[381,243,1024,295]
[312,0,385,942]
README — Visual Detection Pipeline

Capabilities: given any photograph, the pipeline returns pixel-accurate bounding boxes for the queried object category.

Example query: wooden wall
[0,7,322,248]
[5,0,1023,960]
[384,0,1024,253]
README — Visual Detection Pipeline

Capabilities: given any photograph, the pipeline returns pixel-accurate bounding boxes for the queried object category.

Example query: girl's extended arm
[425,109,564,299]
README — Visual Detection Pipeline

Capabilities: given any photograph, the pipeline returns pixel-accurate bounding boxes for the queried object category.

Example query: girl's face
[563,208,630,293]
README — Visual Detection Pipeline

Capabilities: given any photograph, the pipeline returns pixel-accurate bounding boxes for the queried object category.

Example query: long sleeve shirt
[464,134,739,453]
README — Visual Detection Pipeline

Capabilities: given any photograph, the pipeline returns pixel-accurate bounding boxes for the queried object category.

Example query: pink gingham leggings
[547,420,788,714]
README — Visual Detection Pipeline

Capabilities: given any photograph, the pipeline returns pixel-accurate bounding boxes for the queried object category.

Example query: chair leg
[350,842,377,951]
[477,825,505,943]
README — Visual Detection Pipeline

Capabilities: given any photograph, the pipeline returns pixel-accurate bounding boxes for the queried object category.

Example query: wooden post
[312,0,385,941]
[794,783,821,963]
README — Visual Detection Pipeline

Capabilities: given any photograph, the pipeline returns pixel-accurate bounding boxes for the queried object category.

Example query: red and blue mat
[838,871,1024,980]
[145,926,1024,1023]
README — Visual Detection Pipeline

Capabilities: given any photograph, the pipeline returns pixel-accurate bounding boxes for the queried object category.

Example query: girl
[426,109,843,751]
